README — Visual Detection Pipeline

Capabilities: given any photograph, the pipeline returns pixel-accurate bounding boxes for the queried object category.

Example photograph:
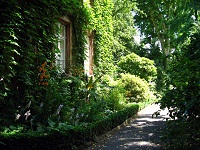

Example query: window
[56,18,71,72]
[84,31,94,76]
[88,34,94,75]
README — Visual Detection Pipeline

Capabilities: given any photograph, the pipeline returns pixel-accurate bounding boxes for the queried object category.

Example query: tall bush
[118,74,150,103]
[118,53,157,82]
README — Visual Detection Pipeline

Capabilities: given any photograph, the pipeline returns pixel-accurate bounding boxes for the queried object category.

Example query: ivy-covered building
[0,0,114,126]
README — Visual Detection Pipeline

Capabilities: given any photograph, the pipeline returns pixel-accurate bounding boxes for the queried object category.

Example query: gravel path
[85,103,168,150]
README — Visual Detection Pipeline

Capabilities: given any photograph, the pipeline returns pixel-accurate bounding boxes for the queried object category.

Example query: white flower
[15,113,21,121]
[24,110,31,120]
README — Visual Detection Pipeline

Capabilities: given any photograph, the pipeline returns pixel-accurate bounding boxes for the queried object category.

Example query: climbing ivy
[0,0,88,126]
[85,0,115,76]
[0,0,117,128]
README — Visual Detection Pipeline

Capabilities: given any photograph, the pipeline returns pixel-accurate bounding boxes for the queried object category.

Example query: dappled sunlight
[126,141,160,147]
[136,117,165,122]
[87,104,168,150]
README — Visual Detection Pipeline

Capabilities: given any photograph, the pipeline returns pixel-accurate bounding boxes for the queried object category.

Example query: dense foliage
[5,0,200,149]
[0,0,119,129]
[118,74,150,103]
[0,0,89,128]
[118,53,157,82]
[0,1,155,149]
[133,0,200,149]
[103,86,127,111]
[86,0,115,75]
[134,0,194,69]
[112,0,136,62]
[0,103,140,150]
[159,25,200,149]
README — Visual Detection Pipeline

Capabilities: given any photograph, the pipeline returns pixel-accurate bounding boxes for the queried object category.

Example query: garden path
[85,103,168,150]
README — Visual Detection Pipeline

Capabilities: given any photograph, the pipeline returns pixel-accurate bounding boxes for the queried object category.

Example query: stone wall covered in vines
[85,0,115,76]
[0,0,87,125]
[0,0,115,126]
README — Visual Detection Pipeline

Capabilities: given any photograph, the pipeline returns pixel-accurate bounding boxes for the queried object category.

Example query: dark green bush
[118,52,157,82]
[158,26,200,149]
[118,74,150,102]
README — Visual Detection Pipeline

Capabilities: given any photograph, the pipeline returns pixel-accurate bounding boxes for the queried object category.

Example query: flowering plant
[39,62,50,86]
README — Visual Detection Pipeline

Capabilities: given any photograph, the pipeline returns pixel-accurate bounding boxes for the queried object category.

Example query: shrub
[118,73,150,102]
[104,87,127,111]
[118,53,157,82]
[100,75,117,86]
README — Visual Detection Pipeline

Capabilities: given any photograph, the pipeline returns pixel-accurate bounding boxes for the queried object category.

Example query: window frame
[88,33,94,75]
[84,31,95,76]
[56,17,72,73]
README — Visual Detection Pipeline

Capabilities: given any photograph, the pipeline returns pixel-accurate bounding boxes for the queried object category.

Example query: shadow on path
[85,104,168,150]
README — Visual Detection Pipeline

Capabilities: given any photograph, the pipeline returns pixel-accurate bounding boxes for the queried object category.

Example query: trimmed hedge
[0,104,139,150]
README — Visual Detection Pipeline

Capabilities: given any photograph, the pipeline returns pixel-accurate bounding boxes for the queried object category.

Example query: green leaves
[112,0,136,62]
[0,0,89,128]
[89,0,115,75]
[159,23,200,149]
[118,73,150,103]
[134,0,194,69]
[118,53,157,82]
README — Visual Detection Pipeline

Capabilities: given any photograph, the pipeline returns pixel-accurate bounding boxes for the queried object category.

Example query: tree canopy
[134,0,195,69]
[112,0,137,62]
